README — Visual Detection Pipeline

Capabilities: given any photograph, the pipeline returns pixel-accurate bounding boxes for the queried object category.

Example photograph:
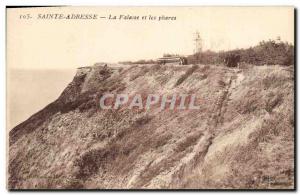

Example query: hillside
[8,63,294,189]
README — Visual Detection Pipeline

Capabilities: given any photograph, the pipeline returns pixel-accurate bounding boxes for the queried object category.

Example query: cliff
[8,63,294,189]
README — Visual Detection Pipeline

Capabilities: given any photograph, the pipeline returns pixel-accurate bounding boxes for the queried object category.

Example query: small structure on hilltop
[157,55,188,65]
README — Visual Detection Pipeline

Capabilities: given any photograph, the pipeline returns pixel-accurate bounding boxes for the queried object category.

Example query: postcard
[7,6,295,190]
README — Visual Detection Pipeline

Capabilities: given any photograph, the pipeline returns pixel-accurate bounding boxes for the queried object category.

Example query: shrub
[73,148,109,179]
[186,39,294,66]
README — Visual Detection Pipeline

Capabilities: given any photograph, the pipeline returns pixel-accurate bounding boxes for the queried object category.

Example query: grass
[174,65,199,87]
[9,63,294,189]
[129,66,150,81]
[262,74,290,89]
[265,92,283,113]
[249,113,286,143]
[175,132,202,152]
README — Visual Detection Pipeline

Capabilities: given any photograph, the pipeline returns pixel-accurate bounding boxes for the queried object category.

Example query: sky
[7,6,294,70]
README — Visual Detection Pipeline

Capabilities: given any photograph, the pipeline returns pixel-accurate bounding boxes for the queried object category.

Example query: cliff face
[8,64,294,189]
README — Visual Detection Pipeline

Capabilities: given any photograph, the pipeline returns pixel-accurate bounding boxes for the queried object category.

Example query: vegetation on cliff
[9,63,294,189]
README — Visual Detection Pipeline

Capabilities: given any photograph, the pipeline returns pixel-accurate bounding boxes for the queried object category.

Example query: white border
[1,0,298,194]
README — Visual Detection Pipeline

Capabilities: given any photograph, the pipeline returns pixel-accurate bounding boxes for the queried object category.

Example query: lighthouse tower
[194,31,203,54]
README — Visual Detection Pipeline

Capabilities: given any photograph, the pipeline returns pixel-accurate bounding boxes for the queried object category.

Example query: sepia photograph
[6,6,295,190]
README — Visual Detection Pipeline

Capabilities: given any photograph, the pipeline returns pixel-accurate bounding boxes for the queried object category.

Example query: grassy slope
[8,64,294,189]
